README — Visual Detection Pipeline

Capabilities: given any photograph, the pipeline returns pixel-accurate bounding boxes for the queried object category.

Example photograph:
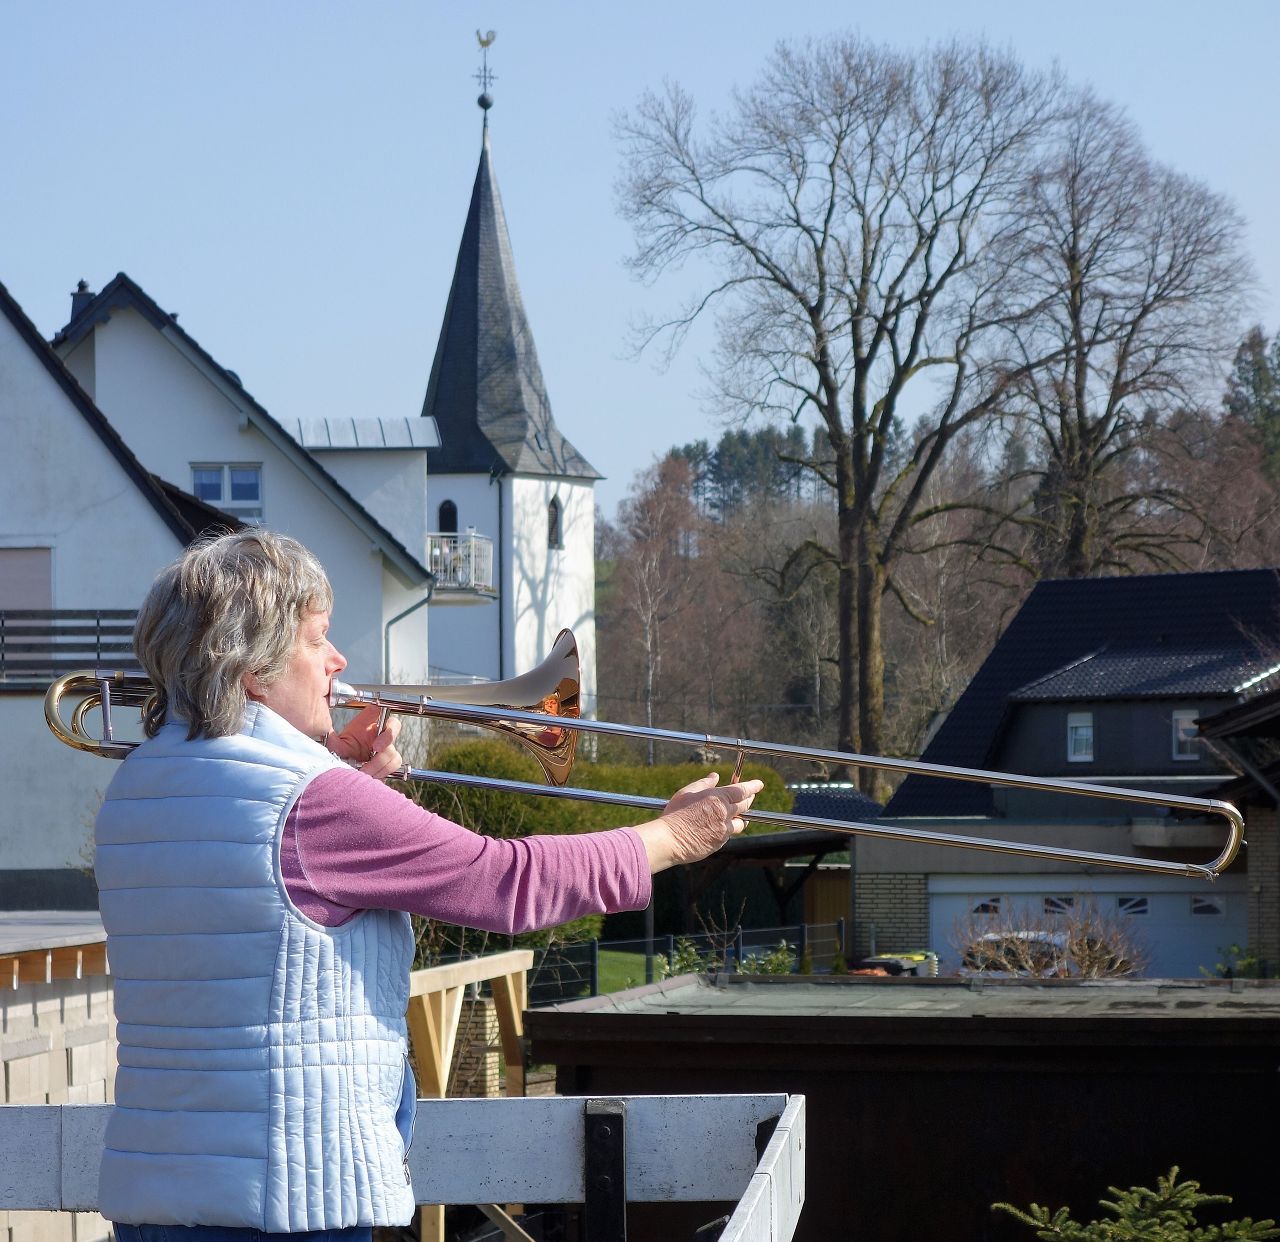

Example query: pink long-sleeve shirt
[280,766,652,929]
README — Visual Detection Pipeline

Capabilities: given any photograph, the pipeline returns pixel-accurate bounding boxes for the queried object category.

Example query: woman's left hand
[328,706,403,779]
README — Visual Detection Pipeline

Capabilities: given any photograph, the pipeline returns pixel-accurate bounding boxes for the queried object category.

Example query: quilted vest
[93,703,417,1230]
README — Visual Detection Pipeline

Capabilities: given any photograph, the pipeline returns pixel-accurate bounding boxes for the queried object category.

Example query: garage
[928,872,1247,978]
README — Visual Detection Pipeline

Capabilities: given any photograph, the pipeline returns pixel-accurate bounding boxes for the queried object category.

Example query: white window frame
[191,463,263,520]
[1171,708,1201,761]
[1067,711,1094,763]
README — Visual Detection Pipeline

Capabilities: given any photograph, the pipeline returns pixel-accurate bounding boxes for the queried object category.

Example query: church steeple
[420,91,599,481]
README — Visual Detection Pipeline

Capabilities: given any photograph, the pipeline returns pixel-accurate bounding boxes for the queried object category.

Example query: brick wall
[447,996,501,1098]
[1248,805,1279,972]
[854,874,930,961]
[1,973,115,1242]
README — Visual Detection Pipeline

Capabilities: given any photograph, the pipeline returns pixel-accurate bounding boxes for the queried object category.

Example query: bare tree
[986,92,1252,577]
[617,37,1061,792]
[606,458,702,762]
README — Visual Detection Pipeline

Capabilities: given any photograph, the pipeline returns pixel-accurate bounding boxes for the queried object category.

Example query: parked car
[958,931,1072,978]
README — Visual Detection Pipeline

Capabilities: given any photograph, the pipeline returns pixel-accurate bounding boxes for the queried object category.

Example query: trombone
[45,628,1244,880]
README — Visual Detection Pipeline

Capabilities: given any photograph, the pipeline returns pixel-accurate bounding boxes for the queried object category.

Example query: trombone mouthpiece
[328,679,358,708]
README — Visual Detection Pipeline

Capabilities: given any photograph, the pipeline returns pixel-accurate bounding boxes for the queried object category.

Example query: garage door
[928,874,1247,978]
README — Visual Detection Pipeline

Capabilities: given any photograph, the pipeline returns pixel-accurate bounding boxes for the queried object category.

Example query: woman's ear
[242,671,265,701]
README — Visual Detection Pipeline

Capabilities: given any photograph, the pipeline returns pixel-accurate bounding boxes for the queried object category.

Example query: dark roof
[0,278,195,545]
[53,273,433,586]
[1009,648,1279,701]
[789,784,883,824]
[150,474,247,538]
[422,123,600,481]
[886,570,1280,819]
[1199,685,1280,739]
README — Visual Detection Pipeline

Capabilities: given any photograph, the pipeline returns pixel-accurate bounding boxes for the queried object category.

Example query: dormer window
[547,496,563,550]
[192,464,262,520]
[1067,711,1094,762]
[438,500,458,535]
[1172,709,1200,760]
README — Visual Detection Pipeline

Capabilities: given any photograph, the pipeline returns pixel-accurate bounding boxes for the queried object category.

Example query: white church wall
[425,473,502,681]
[508,477,596,718]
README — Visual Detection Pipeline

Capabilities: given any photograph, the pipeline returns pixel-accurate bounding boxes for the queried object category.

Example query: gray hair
[134,530,333,738]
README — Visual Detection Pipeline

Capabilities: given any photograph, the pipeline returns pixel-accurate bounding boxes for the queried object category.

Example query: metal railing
[0,610,138,683]
[427,532,495,593]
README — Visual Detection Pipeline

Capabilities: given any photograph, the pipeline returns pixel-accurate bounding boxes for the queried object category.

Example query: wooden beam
[408,950,533,996]
[490,970,527,1097]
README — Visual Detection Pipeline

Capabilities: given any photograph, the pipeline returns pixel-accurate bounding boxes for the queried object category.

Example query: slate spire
[421,107,599,480]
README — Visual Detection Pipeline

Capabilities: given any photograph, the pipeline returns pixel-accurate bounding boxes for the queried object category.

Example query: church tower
[421,85,599,714]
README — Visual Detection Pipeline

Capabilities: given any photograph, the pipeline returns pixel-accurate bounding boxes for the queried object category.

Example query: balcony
[427,531,497,599]
[0,610,138,686]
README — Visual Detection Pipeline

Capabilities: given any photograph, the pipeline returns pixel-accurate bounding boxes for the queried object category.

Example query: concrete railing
[0,1094,805,1241]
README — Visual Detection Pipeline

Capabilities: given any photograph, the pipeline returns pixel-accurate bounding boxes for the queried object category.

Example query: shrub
[993,1166,1279,1239]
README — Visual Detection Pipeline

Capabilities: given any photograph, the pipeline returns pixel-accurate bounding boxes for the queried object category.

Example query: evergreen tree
[1224,326,1280,479]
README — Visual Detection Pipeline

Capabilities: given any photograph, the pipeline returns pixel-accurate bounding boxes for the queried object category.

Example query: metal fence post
[734,927,744,971]
[837,917,846,955]
[589,939,600,998]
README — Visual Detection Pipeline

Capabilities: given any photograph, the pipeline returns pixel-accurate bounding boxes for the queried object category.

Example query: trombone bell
[331,627,581,786]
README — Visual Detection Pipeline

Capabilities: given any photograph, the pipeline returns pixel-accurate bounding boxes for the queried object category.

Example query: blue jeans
[114,1227,372,1242]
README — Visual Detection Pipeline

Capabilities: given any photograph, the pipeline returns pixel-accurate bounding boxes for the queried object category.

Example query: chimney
[70,279,95,320]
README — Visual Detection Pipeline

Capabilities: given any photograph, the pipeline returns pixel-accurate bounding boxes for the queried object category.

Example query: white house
[51,273,436,685]
[0,280,206,907]
[418,110,600,712]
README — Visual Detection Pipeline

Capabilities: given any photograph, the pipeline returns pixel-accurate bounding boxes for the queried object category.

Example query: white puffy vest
[94,704,417,1229]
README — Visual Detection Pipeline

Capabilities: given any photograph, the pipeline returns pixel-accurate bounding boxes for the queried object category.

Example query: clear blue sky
[3,2,1277,519]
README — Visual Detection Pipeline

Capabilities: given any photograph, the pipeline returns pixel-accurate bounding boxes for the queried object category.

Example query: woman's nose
[329,644,347,674]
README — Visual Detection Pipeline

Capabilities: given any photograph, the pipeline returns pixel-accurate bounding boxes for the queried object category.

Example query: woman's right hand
[635,772,764,873]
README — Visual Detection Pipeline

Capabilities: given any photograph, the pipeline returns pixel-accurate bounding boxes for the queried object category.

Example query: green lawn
[596,948,659,994]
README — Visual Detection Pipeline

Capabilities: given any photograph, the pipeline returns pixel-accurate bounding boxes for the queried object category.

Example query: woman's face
[244,609,347,740]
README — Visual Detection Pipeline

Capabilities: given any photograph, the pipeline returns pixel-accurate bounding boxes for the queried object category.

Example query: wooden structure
[529,973,1280,1242]
[0,942,108,989]
[405,950,533,1242]
[0,1095,806,1242]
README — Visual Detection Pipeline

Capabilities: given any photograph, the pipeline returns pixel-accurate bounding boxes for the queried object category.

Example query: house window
[1044,895,1075,916]
[192,464,262,519]
[1117,896,1149,917]
[1067,711,1094,762]
[0,548,52,609]
[1191,895,1225,917]
[1172,709,1201,760]
[971,896,1001,916]
[547,497,563,550]
[437,500,458,534]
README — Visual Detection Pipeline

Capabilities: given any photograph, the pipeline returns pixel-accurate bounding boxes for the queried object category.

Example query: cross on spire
[475,29,496,111]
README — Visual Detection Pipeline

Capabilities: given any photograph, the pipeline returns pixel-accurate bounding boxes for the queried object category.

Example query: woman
[95,530,760,1242]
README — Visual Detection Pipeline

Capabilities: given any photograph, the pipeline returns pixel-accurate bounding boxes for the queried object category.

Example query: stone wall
[1,973,115,1242]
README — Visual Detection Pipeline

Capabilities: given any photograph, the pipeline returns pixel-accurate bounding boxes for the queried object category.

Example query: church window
[438,500,458,534]
[548,497,563,550]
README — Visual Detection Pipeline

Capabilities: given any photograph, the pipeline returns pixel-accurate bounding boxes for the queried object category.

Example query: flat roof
[0,910,105,956]
[537,972,1280,1023]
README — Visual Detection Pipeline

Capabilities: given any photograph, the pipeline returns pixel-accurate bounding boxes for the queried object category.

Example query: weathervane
[475,29,497,111]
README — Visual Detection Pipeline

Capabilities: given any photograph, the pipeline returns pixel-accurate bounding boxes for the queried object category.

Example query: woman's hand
[634,771,764,873]
[328,707,403,780]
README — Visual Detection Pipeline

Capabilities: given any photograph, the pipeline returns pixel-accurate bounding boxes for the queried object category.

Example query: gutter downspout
[493,466,505,679]
[383,583,435,681]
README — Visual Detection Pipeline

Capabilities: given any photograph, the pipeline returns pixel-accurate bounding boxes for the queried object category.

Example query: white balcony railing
[0,1095,805,1241]
[427,531,496,594]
